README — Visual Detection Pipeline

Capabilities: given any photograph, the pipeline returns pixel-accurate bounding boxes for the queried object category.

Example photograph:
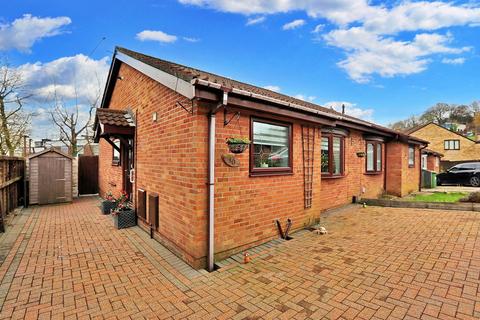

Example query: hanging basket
[227,143,249,154]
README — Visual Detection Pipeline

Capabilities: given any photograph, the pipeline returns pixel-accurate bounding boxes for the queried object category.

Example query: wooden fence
[0,156,25,232]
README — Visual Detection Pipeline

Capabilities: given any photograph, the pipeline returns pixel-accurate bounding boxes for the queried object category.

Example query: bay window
[366,141,382,173]
[321,133,344,176]
[251,118,292,175]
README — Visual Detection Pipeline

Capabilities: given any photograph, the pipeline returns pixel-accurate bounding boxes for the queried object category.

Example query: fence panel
[0,156,25,232]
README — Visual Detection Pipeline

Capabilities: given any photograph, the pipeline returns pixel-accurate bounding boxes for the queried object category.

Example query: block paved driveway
[0,197,479,319]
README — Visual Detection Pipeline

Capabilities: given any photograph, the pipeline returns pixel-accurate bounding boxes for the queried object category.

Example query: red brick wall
[98,141,123,198]
[320,130,385,209]
[385,142,421,197]
[204,105,322,259]
[427,155,440,173]
[98,63,207,267]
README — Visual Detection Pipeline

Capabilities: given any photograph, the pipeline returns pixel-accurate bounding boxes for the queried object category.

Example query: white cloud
[282,19,305,30]
[183,36,200,42]
[323,101,374,120]
[263,85,280,92]
[178,0,376,25]
[0,14,71,52]
[312,24,324,33]
[442,57,466,65]
[179,0,480,82]
[16,54,110,103]
[294,94,316,102]
[246,16,266,26]
[363,2,480,35]
[15,55,110,139]
[136,30,177,43]
[325,28,470,83]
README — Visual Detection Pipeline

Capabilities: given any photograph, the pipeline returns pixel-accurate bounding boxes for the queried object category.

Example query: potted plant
[101,192,116,215]
[111,191,136,229]
[226,136,251,154]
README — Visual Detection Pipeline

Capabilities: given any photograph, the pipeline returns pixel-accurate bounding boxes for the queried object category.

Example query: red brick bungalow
[94,47,428,270]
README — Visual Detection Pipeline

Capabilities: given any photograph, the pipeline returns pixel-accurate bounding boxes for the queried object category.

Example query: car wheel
[470,176,480,187]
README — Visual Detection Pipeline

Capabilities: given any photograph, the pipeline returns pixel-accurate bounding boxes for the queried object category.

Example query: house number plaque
[222,154,240,167]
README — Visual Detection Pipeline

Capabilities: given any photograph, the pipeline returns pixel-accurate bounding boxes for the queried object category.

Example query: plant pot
[227,143,249,154]
[101,200,116,215]
[260,163,269,168]
[113,209,136,229]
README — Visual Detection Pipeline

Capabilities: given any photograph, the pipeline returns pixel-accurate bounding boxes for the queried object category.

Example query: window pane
[321,137,329,173]
[366,143,374,171]
[113,140,120,164]
[376,144,382,171]
[253,121,289,168]
[421,154,427,170]
[444,140,449,149]
[333,137,341,174]
[454,140,459,149]
[408,146,414,165]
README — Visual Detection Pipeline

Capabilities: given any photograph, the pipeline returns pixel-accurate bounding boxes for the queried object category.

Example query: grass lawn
[409,192,468,203]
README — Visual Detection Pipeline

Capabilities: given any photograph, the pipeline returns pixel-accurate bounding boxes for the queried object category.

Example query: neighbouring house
[407,122,480,171]
[421,149,443,173]
[94,47,428,270]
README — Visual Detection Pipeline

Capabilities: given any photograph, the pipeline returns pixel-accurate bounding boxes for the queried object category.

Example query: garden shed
[29,148,73,205]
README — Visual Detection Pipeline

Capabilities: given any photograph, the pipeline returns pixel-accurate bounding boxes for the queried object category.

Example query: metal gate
[78,156,99,195]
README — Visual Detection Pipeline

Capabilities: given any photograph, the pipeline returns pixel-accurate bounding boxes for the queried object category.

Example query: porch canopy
[93,108,135,150]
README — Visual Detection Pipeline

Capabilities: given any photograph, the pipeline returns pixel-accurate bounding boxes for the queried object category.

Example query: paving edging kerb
[363,198,480,212]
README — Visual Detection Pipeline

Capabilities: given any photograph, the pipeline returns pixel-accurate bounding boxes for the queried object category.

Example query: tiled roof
[96,108,135,127]
[422,148,444,157]
[116,47,343,117]
[114,47,427,143]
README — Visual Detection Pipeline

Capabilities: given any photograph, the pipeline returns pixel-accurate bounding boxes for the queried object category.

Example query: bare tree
[0,61,32,156]
[48,86,99,156]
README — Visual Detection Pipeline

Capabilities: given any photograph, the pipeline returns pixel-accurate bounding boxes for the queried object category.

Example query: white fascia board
[116,52,195,100]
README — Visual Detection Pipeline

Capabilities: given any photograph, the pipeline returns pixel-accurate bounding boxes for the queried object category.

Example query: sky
[2,0,480,139]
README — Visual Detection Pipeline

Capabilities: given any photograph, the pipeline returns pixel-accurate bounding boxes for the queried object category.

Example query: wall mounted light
[152,112,158,122]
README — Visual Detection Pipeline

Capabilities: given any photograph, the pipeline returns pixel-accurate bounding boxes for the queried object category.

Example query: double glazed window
[321,134,344,176]
[366,141,382,172]
[408,145,415,167]
[251,119,292,175]
[444,139,460,150]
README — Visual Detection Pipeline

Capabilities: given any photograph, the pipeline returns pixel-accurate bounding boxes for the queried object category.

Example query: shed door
[38,157,67,204]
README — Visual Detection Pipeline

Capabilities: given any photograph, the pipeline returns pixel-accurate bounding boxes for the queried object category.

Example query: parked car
[436,163,480,187]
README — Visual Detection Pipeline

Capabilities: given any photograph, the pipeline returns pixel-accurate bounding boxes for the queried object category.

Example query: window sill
[321,174,345,179]
[408,165,415,168]
[250,171,294,177]
[364,171,382,175]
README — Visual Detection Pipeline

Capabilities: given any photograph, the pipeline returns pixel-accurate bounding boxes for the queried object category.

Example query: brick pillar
[385,141,404,197]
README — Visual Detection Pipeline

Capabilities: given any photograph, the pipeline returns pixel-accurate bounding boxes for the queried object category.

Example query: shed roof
[28,148,73,159]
